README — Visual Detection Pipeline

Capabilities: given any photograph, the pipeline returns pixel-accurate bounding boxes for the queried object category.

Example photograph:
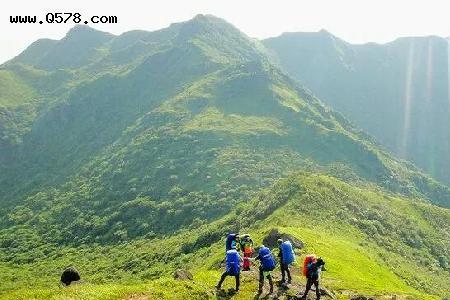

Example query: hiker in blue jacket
[216,247,243,292]
[253,245,276,294]
[277,238,295,284]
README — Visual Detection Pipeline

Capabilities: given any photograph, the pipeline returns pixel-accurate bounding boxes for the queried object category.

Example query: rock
[263,228,304,249]
[350,296,376,300]
[320,287,337,299]
[60,267,80,286]
[173,269,193,281]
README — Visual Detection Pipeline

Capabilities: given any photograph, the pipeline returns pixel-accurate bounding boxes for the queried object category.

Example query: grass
[0,70,36,107]
[184,107,287,136]
[1,176,448,300]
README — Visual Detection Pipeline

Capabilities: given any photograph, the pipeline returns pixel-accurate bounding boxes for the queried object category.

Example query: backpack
[240,235,253,253]
[303,255,317,277]
[281,241,295,264]
[226,234,237,251]
[226,249,241,275]
[259,246,276,271]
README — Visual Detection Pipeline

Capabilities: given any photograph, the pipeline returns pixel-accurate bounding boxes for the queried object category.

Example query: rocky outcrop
[263,228,305,249]
[173,269,193,281]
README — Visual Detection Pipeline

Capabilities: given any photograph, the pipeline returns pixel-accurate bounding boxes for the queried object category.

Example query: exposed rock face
[60,267,81,286]
[263,228,304,249]
[173,269,193,281]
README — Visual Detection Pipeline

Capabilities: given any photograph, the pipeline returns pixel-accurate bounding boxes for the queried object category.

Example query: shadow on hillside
[215,288,237,299]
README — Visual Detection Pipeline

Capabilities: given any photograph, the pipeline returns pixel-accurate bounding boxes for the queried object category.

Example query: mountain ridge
[264,31,450,185]
[0,15,449,299]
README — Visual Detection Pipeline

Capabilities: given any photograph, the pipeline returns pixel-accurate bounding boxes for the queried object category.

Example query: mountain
[0,15,449,299]
[263,31,450,185]
[1,174,449,299]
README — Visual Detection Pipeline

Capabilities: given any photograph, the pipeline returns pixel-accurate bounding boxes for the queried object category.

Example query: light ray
[399,40,415,158]
[426,39,433,103]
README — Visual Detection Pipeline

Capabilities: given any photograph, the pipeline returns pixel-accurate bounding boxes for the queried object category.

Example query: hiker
[300,256,326,300]
[278,238,295,284]
[226,233,240,252]
[253,245,276,294]
[240,234,254,271]
[216,248,243,292]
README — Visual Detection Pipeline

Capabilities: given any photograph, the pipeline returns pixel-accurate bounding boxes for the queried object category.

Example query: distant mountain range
[264,31,450,185]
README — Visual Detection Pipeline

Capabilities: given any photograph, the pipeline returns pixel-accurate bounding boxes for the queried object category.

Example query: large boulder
[262,228,304,249]
[60,267,81,286]
[173,269,193,281]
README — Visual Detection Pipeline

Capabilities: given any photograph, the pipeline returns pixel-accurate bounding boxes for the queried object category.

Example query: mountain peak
[318,28,332,36]
[177,13,244,36]
[64,25,115,41]
[189,14,233,25]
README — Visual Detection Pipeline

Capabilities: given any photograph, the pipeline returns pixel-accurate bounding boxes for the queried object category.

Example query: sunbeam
[399,40,415,157]
[426,39,433,103]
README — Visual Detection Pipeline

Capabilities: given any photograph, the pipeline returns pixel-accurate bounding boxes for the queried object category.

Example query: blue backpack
[226,249,241,275]
[259,246,276,271]
[226,234,237,251]
[281,241,295,264]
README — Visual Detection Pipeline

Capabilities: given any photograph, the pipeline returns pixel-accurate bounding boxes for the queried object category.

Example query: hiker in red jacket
[240,234,254,271]
[300,257,325,300]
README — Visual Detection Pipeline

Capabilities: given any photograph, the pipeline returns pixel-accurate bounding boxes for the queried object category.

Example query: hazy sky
[1,0,449,64]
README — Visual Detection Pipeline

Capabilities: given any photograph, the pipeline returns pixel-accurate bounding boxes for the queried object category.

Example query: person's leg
[216,271,228,289]
[267,273,274,293]
[314,280,320,300]
[243,252,250,270]
[280,263,286,282]
[286,265,292,283]
[258,267,264,293]
[301,278,313,299]
[235,273,240,291]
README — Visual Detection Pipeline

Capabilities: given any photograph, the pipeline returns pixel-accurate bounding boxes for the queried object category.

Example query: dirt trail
[215,266,336,300]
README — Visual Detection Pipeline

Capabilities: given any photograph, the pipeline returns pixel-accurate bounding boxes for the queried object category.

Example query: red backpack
[303,255,317,277]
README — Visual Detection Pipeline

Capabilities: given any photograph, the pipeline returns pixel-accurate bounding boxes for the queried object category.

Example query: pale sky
[1,0,449,64]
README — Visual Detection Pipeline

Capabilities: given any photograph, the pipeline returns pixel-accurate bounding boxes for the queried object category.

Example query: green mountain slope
[263,32,450,185]
[0,15,449,299]
[1,174,449,299]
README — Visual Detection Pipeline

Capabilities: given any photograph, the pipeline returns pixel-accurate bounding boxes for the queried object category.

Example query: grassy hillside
[1,174,448,299]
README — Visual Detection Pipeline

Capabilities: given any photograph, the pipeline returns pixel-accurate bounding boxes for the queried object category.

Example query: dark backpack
[226,233,237,251]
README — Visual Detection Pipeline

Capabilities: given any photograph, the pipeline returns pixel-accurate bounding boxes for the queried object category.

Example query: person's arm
[250,254,260,262]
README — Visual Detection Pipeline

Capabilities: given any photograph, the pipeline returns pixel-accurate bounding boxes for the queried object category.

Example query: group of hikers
[216,233,326,299]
